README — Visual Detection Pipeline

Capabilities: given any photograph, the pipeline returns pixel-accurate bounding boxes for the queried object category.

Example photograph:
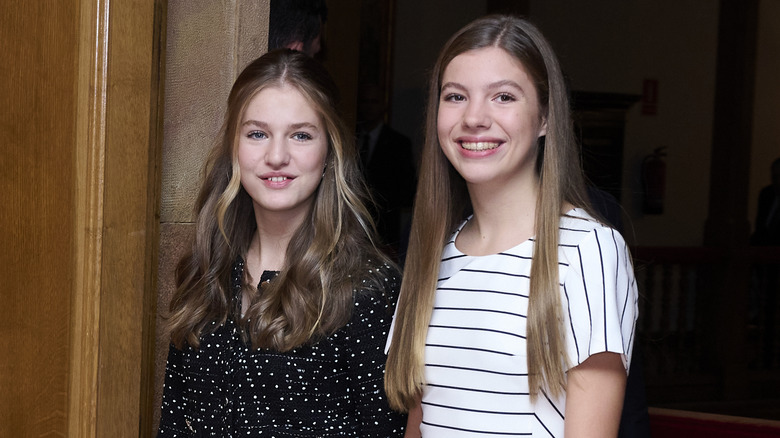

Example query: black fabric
[752,185,780,246]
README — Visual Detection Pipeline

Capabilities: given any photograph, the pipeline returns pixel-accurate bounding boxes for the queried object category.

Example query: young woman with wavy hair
[385,15,638,437]
[158,49,405,437]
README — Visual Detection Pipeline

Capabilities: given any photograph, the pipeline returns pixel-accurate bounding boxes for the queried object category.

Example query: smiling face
[437,46,547,192]
[238,84,328,222]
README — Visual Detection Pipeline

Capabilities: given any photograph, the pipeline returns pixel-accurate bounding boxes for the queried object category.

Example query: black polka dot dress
[157,260,406,437]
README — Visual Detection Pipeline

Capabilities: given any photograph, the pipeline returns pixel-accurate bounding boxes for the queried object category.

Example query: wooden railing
[632,246,780,416]
[649,407,780,437]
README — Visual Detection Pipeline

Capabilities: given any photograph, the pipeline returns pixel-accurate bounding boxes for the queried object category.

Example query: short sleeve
[561,226,638,373]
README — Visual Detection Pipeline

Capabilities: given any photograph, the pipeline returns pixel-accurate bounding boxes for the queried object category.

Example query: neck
[459,177,538,256]
[248,206,309,273]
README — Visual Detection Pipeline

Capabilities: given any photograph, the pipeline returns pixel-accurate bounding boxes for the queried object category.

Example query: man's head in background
[268,0,328,57]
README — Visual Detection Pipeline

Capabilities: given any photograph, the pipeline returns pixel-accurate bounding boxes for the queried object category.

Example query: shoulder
[559,209,631,271]
[355,259,401,296]
[353,259,401,311]
[560,208,614,244]
[343,260,400,340]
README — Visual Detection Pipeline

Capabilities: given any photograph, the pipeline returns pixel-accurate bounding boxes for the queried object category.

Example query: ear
[285,41,305,52]
[538,117,548,137]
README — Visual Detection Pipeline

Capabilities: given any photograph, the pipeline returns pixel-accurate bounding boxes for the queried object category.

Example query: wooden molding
[69,0,165,436]
[70,0,110,436]
[139,1,167,436]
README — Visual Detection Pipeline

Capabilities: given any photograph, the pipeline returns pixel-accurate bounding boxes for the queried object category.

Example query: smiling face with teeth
[437,46,547,192]
[237,84,328,223]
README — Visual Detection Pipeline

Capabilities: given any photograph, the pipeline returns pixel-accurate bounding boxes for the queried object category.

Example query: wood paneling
[0,1,78,436]
[95,0,163,435]
[1,0,164,436]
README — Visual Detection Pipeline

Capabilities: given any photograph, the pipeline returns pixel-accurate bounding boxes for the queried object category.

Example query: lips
[460,141,500,151]
[260,172,295,181]
[259,173,295,188]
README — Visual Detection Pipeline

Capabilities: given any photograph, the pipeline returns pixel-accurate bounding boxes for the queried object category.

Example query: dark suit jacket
[360,124,417,252]
[752,185,780,246]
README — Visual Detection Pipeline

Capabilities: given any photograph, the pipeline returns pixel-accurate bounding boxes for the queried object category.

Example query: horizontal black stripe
[442,253,468,262]
[422,420,532,436]
[426,383,528,395]
[426,343,515,356]
[434,306,526,319]
[422,400,534,416]
[460,268,530,278]
[560,226,591,233]
[436,287,529,298]
[429,324,526,339]
[425,362,527,377]
[443,253,568,268]
[494,252,532,260]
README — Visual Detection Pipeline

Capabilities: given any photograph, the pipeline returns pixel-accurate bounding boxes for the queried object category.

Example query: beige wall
[161,1,269,224]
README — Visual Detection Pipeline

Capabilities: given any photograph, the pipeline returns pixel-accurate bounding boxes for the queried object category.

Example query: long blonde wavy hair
[385,15,592,410]
[166,49,391,352]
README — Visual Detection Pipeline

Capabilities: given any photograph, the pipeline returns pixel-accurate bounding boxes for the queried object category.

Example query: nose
[265,137,290,168]
[463,99,491,129]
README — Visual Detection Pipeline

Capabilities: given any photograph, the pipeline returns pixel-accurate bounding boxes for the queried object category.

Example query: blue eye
[292,132,313,141]
[247,130,267,140]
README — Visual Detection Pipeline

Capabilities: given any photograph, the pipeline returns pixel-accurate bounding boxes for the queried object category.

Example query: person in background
[751,157,780,247]
[749,157,780,366]
[268,0,328,57]
[384,15,638,437]
[356,83,417,263]
[157,49,405,437]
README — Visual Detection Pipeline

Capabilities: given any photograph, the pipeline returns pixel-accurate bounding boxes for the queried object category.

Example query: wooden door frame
[70,0,165,436]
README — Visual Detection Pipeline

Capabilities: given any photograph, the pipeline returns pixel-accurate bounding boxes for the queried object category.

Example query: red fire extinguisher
[642,147,666,214]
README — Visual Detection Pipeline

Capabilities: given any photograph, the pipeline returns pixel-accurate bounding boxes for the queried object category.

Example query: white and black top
[413,208,638,437]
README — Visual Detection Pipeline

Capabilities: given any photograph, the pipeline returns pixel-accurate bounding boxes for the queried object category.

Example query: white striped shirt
[419,208,638,437]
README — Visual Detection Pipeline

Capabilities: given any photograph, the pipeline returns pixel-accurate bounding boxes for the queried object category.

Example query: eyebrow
[441,80,525,93]
[241,120,320,131]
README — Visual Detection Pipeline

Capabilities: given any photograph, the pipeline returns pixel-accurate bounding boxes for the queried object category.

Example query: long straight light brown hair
[385,15,592,411]
[165,49,392,352]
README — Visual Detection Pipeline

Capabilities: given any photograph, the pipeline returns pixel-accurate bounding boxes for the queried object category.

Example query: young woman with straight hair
[385,15,638,437]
